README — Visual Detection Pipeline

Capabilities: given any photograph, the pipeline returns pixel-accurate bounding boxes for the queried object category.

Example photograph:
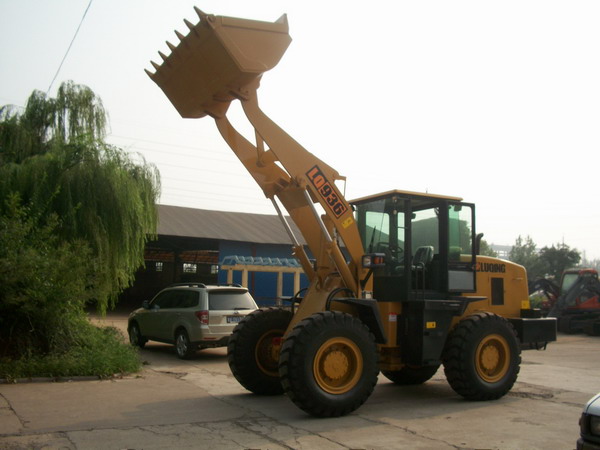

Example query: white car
[578,392,600,450]
[128,283,258,359]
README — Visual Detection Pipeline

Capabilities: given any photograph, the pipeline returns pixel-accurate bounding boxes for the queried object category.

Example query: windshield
[355,198,405,256]
[208,291,256,310]
[561,273,579,295]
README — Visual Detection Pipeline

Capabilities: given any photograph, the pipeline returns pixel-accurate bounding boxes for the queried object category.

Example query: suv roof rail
[219,283,243,288]
[169,282,207,288]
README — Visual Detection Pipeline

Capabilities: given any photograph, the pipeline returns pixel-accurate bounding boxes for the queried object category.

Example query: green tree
[0,81,160,313]
[0,82,107,164]
[508,235,545,280]
[0,82,159,370]
[538,243,581,280]
[478,238,498,257]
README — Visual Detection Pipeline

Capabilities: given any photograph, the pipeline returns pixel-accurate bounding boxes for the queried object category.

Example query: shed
[120,205,308,308]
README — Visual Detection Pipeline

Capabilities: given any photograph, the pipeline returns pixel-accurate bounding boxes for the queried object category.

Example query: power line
[123,144,231,164]
[47,0,94,95]
[156,160,241,176]
[108,133,226,155]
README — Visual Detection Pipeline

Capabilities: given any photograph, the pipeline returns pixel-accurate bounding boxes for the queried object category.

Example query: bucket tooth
[151,60,161,71]
[175,30,185,41]
[144,68,155,79]
[158,51,169,63]
[166,40,177,52]
[194,7,207,21]
[184,19,196,32]
[276,14,288,26]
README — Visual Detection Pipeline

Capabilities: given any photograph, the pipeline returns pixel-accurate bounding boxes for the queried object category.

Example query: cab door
[447,202,476,293]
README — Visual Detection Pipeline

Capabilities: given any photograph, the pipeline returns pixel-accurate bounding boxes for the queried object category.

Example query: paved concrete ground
[0,314,598,449]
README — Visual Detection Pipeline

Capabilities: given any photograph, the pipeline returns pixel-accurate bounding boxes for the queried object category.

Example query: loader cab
[352,190,477,301]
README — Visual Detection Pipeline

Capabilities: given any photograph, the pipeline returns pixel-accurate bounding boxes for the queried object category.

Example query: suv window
[152,290,176,309]
[152,289,199,309]
[208,291,255,311]
[172,290,199,308]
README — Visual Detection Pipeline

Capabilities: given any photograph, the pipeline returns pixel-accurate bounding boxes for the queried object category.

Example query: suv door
[142,290,175,340]
[168,289,200,339]
[154,289,192,340]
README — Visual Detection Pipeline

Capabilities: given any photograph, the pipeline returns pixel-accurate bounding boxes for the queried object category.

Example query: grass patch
[0,322,141,381]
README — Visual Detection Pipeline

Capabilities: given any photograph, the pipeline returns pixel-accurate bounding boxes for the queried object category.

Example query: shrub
[0,196,93,357]
[0,321,141,380]
[0,197,140,378]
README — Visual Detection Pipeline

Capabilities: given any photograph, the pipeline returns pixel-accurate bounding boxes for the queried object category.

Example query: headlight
[591,415,600,436]
[362,253,385,268]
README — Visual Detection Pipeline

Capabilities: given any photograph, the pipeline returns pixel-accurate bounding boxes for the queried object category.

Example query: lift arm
[146,8,371,324]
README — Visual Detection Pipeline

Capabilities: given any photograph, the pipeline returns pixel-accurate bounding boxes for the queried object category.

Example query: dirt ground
[0,313,597,449]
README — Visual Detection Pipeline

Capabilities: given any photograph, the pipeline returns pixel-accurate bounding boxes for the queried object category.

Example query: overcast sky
[1,0,599,260]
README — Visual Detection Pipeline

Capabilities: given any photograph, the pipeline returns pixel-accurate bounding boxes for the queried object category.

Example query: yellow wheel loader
[147,8,556,417]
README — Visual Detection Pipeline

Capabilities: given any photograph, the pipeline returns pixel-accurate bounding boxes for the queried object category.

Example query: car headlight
[591,415,600,436]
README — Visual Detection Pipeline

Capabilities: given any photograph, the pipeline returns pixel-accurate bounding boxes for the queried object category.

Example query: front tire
[279,311,379,417]
[227,308,293,395]
[128,322,147,349]
[442,312,520,400]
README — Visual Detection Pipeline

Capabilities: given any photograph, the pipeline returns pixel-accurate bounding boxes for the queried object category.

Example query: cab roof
[350,189,463,206]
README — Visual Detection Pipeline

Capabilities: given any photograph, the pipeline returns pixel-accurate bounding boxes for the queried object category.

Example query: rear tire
[175,329,195,359]
[279,311,379,417]
[382,365,440,385]
[442,312,520,400]
[227,308,292,395]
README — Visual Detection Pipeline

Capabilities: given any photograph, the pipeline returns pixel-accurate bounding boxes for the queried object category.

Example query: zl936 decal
[306,165,348,218]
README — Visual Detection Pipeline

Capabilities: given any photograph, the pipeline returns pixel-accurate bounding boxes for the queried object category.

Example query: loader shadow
[132,346,521,424]
[216,374,521,424]
[360,375,521,420]
[137,343,228,367]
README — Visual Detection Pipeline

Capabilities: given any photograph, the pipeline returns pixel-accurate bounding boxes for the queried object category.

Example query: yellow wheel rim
[475,334,510,383]
[313,337,363,394]
[255,330,284,377]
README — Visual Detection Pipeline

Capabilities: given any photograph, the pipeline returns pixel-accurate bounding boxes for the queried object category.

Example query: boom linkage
[215,93,370,327]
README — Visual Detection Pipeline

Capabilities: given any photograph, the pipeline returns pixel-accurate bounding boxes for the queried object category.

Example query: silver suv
[578,392,600,450]
[128,283,258,359]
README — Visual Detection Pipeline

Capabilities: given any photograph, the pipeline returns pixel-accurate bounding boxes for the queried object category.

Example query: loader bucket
[146,7,292,119]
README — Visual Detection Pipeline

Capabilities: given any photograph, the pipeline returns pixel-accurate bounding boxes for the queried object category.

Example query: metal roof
[157,204,304,245]
[350,189,463,205]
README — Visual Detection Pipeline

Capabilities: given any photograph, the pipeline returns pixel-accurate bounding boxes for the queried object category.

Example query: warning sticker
[306,165,348,218]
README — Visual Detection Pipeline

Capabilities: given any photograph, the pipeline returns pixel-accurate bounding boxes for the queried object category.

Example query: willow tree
[0,81,160,314]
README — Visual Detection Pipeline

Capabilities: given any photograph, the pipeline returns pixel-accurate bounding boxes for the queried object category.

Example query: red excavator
[530,268,600,335]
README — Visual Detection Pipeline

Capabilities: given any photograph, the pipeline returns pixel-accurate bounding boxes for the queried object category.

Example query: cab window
[448,204,473,260]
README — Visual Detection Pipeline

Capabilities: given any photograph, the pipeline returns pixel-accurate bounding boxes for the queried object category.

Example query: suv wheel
[128,322,147,348]
[175,329,195,359]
